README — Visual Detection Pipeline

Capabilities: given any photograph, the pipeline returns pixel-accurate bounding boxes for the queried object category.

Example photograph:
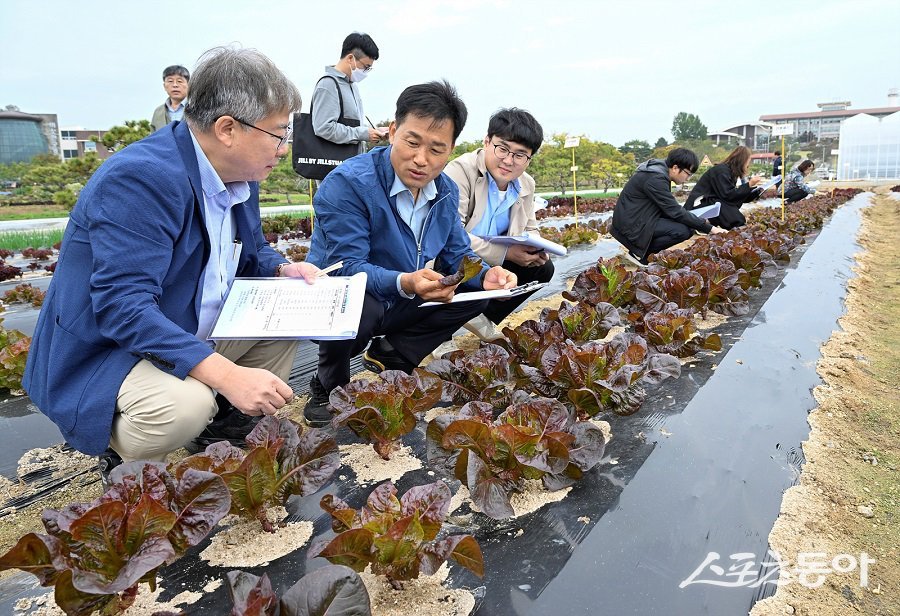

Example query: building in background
[709,122,775,151]
[837,111,900,180]
[760,90,899,142]
[60,127,112,160]
[0,107,60,164]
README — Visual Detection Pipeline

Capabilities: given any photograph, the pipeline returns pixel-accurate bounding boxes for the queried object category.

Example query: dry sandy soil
[751,188,900,616]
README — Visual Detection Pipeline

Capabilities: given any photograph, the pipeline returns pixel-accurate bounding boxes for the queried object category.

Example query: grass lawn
[0,205,70,220]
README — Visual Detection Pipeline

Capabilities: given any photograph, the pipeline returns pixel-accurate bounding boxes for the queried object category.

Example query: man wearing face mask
[310,32,386,158]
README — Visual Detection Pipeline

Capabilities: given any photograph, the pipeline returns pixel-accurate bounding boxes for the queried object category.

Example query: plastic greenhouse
[837,111,900,180]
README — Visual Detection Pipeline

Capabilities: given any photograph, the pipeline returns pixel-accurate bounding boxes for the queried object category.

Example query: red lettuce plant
[701,237,777,289]
[427,394,607,519]
[540,333,681,417]
[227,565,371,616]
[539,223,599,248]
[3,282,46,307]
[638,303,722,357]
[22,247,53,260]
[563,258,636,307]
[0,263,22,282]
[747,229,798,263]
[649,248,694,270]
[173,417,339,532]
[691,258,750,316]
[311,481,484,589]
[425,344,514,409]
[632,269,707,314]
[0,321,30,391]
[0,462,229,615]
[536,196,617,219]
[329,369,443,460]
[540,300,621,342]
[499,319,565,367]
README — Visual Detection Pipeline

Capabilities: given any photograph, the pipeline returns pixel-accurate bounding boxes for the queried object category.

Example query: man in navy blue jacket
[24,47,320,466]
[304,81,517,425]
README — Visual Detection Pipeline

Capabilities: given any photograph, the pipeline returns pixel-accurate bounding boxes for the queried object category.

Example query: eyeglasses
[490,141,532,165]
[233,117,292,151]
[679,167,695,178]
[352,56,374,72]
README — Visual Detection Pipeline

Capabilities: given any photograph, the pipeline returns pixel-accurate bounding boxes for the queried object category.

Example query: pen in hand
[316,261,344,278]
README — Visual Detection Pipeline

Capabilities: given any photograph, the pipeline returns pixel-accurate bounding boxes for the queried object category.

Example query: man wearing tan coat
[444,108,554,339]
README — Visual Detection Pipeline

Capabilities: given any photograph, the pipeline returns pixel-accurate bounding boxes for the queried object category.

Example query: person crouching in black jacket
[685,145,762,230]
[611,148,714,265]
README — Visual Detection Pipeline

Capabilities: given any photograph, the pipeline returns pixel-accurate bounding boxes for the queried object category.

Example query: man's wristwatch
[274,262,289,277]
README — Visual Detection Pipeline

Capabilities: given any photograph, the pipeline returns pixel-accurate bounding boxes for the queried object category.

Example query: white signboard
[570,165,579,172]
[771,123,794,137]
[564,136,581,148]
[831,149,840,155]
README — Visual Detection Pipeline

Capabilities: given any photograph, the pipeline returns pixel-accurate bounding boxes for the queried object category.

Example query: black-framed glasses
[490,141,532,165]
[234,117,292,151]
[352,56,374,72]
[678,167,695,178]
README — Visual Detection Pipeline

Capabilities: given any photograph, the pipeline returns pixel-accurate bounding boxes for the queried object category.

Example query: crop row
[0,189,862,615]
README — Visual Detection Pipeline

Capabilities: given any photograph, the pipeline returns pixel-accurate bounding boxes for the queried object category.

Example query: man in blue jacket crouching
[304,80,517,425]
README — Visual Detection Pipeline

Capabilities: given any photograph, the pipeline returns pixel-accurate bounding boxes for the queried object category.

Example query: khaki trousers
[110,339,298,461]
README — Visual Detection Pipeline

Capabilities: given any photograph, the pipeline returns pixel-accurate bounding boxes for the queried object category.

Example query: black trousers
[646,218,694,257]
[483,259,555,324]
[784,188,808,203]
[317,292,488,390]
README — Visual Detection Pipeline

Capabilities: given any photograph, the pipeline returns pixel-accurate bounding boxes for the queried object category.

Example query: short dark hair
[797,159,815,173]
[395,80,467,143]
[666,147,699,173]
[162,65,190,81]
[341,32,379,61]
[486,108,544,154]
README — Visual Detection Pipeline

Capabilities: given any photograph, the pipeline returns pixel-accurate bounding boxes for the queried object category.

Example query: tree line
[1,111,792,208]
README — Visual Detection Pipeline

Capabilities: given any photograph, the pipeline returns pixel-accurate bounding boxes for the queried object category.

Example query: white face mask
[350,58,369,83]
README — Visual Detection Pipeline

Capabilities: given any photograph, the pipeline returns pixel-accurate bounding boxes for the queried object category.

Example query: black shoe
[304,374,333,428]
[98,448,123,492]
[362,337,415,374]
[185,404,261,454]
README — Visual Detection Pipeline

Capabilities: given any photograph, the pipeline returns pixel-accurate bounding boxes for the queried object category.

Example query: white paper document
[757,175,781,192]
[209,273,367,340]
[420,281,547,307]
[691,202,721,219]
[480,231,567,256]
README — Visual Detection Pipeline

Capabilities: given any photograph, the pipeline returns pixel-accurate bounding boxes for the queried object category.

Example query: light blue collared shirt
[390,172,437,298]
[470,172,520,237]
[167,99,185,123]
[190,131,250,343]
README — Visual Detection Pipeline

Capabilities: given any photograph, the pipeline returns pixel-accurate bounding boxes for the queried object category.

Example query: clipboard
[419,281,547,307]
[479,231,567,256]
[208,273,367,340]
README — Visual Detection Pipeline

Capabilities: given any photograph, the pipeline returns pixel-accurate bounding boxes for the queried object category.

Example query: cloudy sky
[4,0,898,147]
